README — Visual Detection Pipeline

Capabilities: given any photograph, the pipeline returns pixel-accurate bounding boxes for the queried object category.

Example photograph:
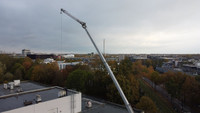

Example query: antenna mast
[60,8,134,113]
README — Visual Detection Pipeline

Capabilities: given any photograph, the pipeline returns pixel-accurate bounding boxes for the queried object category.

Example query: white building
[0,81,81,113]
[195,62,200,68]
[57,61,80,70]
[131,54,147,60]
[0,81,144,113]
[62,54,75,58]
[44,58,55,64]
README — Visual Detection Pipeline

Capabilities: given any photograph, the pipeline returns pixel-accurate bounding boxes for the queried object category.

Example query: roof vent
[16,88,23,92]
[36,94,42,103]
[24,100,33,106]
[8,82,14,90]
[58,90,66,98]
[3,84,8,89]
[14,80,20,87]
[85,101,92,108]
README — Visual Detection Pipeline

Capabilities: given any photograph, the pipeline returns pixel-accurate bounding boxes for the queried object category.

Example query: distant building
[62,54,75,58]
[129,54,147,62]
[118,55,125,61]
[22,49,31,56]
[195,62,200,68]
[57,61,80,70]
[43,58,55,64]
[27,54,56,60]
[182,64,198,75]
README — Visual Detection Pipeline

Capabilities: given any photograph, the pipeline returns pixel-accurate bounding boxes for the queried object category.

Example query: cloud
[0,0,200,54]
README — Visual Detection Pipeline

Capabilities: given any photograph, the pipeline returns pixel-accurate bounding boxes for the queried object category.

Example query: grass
[139,79,176,113]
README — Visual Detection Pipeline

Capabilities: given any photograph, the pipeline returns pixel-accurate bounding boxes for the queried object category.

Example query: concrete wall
[3,93,81,113]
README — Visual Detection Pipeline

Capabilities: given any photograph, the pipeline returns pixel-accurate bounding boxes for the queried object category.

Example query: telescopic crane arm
[60,8,134,113]
[61,8,86,28]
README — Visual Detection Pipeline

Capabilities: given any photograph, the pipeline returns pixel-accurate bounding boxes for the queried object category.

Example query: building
[182,64,198,75]
[129,54,147,62]
[0,81,143,113]
[57,61,80,70]
[0,80,81,113]
[62,54,75,58]
[43,58,55,64]
[22,49,31,56]
[27,54,56,60]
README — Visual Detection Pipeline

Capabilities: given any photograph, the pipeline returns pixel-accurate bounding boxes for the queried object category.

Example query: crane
[60,8,134,113]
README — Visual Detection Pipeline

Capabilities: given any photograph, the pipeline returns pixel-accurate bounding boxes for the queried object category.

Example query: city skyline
[0,0,200,54]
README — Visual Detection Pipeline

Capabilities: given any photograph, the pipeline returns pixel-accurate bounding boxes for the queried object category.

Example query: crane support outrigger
[60,8,134,113]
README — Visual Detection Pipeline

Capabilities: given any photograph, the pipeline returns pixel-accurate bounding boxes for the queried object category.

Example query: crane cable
[60,11,63,55]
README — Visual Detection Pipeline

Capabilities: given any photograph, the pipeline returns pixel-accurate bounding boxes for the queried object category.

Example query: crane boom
[60,8,134,113]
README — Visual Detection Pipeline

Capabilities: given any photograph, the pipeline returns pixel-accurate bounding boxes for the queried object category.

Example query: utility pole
[60,8,134,113]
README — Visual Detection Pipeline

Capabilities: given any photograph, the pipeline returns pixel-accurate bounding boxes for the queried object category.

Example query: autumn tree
[164,72,187,100]
[107,60,118,73]
[106,74,139,105]
[150,71,162,89]
[132,60,149,77]
[31,63,59,85]
[117,58,133,76]
[181,76,200,106]
[142,59,152,68]
[23,57,33,70]
[136,96,158,113]
[90,56,104,71]
[146,66,154,79]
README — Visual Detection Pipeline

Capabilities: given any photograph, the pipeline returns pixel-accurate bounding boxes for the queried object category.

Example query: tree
[108,60,118,73]
[151,59,167,69]
[181,76,200,106]
[106,74,139,105]
[3,72,14,82]
[164,72,187,100]
[136,96,158,113]
[132,60,148,77]
[195,75,200,83]
[150,71,161,89]
[0,62,6,77]
[11,63,24,80]
[0,62,7,83]
[143,59,152,68]
[23,57,33,70]
[0,54,15,72]
[31,63,59,84]
[66,69,92,93]
[117,58,133,76]
[14,68,23,80]
[88,70,110,98]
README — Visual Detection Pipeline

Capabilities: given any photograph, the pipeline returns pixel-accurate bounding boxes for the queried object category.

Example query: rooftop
[82,98,128,113]
[0,81,143,113]
[0,81,76,113]
[0,81,46,96]
[81,96,143,113]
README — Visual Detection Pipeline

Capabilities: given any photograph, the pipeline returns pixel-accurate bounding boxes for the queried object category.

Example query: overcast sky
[0,0,200,54]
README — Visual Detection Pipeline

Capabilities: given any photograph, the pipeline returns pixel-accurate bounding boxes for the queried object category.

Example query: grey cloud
[0,0,200,54]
